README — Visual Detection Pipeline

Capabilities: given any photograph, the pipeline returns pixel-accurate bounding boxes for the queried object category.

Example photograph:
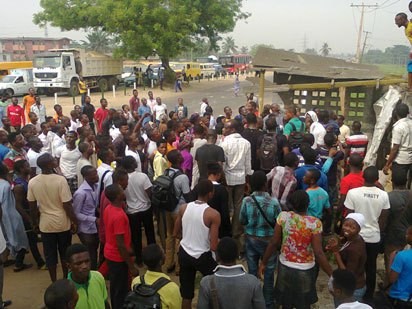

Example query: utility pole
[351,3,378,63]
[360,31,371,63]
[302,34,307,52]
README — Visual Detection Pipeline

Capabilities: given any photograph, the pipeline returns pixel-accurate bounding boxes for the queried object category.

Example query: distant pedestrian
[234,74,240,96]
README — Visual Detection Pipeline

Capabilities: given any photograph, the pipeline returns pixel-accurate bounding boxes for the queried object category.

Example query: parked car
[213,64,227,77]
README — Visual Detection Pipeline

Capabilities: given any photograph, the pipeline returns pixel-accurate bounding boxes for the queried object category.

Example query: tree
[222,37,238,54]
[33,0,249,70]
[81,29,115,53]
[240,46,249,54]
[304,48,317,55]
[320,43,331,57]
[249,44,275,56]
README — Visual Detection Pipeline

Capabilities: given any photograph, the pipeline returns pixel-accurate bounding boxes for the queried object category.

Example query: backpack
[259,133,278,171]
[288,121,305,149]
[151,169,182,212]
[123,276,171,309]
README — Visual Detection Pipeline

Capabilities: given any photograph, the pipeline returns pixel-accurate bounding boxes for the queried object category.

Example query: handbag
[251,195,275,229]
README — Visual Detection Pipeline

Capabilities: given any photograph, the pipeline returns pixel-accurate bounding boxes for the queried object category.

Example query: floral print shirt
[277,211,322,269]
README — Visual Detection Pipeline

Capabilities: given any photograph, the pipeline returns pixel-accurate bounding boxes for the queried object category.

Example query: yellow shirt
[79,80,87,94]
[27,174,72,233]
[131,271,182,309]
[153,152,168,180]
[405,22,412,45]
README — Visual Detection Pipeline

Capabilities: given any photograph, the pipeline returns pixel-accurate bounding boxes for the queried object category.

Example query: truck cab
[33,50,79,95]
[0,69,34,96]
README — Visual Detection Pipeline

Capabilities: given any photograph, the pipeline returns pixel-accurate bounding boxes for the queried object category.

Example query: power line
[351,3,379,63]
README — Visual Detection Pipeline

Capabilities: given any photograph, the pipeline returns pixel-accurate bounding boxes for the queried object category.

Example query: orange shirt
[23,95,35,120]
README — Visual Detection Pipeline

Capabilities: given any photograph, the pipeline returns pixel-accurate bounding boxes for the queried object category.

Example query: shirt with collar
[73,181,98,234]
[30,104,47,123]
[68,271,108,309]
[220,133,253,186]
[198,264,265,309]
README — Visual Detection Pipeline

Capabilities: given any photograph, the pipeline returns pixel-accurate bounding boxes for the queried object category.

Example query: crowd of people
[0,86,411,309]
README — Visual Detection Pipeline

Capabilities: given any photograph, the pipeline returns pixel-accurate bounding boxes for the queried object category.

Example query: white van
[0,69,34,96]
[199,63,216,79]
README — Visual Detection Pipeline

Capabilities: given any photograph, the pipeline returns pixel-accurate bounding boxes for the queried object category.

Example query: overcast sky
[1,0,410,54]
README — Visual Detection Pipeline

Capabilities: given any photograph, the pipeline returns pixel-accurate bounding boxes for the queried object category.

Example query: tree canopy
[34,0,249,66]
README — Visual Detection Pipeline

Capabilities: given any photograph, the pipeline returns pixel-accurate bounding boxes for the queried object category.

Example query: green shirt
[283,117,305,136]
[68,271,108,309]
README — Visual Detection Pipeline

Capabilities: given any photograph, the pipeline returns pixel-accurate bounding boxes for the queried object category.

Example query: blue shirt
[72,181,98,234]
[389,249,412,301]
[295,164,328,191]
[306,187,330,219]
[138,105,152,126]
[239,192,281,237]
[0,144,10,161]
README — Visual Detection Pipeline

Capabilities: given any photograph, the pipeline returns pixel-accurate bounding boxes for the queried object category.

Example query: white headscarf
[345,213,365,229]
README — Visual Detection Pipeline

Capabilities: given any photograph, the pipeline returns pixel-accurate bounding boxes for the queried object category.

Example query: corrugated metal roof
[252,47,384,80]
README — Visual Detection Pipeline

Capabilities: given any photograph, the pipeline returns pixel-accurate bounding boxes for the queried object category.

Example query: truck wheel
[69,80,79,96]
[108,77,118,89]
[4,89,14,96]
[98,78,108,92]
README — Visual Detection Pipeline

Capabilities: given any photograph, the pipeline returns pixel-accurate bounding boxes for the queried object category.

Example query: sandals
[13,263,33,272]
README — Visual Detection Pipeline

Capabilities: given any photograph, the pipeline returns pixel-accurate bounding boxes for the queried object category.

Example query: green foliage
[304,48,317,55]
[222,36,238,54]
[240,46,249,53]
[362,45,409,67]
[319,42,331,57]
[34,0,249,66]
[249,44,275,56]
[81,29,116,53]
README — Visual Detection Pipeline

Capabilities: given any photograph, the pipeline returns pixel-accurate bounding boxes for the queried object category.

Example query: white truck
[33,49,123,96]
[0,69,34,97]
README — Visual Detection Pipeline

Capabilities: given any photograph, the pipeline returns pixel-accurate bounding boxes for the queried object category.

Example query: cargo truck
[33,49,123,96]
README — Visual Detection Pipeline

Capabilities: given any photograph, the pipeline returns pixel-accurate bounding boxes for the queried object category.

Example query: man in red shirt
[336,154,364,233]
[94,98,109,133]
[103,184,138,309]
[7,97,25,132]
[129,89,140,113]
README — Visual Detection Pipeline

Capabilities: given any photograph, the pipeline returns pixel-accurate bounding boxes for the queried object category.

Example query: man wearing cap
[344,166,390,303]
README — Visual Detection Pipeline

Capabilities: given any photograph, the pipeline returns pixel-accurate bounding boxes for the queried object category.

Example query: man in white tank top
[173,179,221,309]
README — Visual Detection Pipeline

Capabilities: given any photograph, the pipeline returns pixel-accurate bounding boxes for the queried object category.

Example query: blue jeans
[353,286,366,302]
[245,235,276,309]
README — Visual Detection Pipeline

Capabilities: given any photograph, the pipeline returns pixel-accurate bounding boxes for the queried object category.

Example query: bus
[218,54,252,74]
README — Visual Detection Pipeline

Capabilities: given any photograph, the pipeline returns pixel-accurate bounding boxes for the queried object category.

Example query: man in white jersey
[174,179,220,309]
[344,166,390,303]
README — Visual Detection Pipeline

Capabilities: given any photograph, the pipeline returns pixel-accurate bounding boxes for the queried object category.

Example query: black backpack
[151,169,182,212]
[259,133,278,171]
[124,276,171,309]
[288,121,305,149]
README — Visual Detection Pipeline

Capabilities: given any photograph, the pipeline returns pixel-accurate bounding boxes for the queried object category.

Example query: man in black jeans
[120,156,156,266]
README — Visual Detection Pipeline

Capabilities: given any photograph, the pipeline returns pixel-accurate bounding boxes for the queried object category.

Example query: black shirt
[241,128,264,171]
[82,103,95,122]
[195,144,225,180]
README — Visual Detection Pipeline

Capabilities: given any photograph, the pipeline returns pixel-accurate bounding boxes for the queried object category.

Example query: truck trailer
[33,49,123,96]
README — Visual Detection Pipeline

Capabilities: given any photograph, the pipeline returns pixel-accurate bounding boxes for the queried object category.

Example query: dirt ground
[3,77,386,308]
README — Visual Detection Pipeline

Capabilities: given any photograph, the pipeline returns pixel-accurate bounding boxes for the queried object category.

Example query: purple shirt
[180,149,193,183]
[73,181,98,234]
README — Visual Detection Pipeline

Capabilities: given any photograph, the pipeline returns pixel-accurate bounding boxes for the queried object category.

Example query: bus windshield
[34,56,61,68]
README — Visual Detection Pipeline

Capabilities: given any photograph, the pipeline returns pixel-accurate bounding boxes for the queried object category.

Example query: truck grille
[35,73,57,79]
